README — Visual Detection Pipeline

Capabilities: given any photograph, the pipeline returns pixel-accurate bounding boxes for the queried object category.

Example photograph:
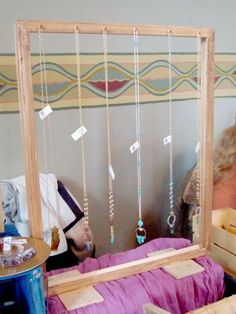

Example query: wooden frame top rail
[15,20,214,38]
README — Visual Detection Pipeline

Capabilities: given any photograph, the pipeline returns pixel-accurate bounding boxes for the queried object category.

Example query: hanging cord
[103,28,115,244]
[166,30,176,234]
[194,32,202,236]
[38,26,49,181]
[38,26,60,251]
[74,27,91,251]
[133,28,146,245]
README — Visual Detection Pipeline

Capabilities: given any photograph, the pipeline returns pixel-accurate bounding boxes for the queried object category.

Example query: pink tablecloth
[47,238,224,314]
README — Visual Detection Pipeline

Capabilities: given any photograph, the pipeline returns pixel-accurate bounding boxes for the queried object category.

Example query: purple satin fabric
[47,238,224,314]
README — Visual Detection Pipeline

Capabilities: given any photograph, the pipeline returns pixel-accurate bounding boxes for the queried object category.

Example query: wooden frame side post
[199,30,215,249]
[15,23,43,239]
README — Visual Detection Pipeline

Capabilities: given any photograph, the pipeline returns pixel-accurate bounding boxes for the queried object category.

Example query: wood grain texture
[15,23,43,239]
[15,20,212,37]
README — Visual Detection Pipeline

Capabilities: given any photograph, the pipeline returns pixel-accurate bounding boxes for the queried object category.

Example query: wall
[0,0,236,256]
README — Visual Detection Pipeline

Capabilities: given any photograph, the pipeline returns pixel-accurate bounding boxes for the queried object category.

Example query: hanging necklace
[38,26,60,251]
[74,27,92,252]
[193,32,202,242]
[103,28,115,244]
[133,28,146,245]
[166,30,176,234]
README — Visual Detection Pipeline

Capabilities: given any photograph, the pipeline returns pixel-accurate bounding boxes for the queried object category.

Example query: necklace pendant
[50,226,60,251]
[82,231,92,252]
[135,219,146,245]
[167,212,176,233]
[110,224,115,244]
[86,241,91,252]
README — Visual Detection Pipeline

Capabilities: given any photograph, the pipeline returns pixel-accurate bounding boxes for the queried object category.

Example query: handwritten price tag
[71,126,87,141]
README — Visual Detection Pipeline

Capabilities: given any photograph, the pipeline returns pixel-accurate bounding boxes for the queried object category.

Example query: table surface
[0,237,50,278]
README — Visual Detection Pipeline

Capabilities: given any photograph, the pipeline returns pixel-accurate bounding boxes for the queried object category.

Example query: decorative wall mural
[0,53,235,112]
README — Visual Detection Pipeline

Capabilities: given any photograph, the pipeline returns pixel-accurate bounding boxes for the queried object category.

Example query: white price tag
[39,105,53,120]
[163,135,172,145]
[195,142,200,153]
[3,236,12,252]
[130,141,139,153]
[71,126,87,141]
[109,165,115,180]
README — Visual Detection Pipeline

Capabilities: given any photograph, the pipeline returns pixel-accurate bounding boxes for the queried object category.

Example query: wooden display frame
[15,21,215,296]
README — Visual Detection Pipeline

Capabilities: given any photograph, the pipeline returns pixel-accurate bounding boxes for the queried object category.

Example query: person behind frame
[212,125,236,210]
[174,125,236,239]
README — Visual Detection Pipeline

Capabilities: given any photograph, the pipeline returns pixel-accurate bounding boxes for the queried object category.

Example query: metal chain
[38,27,60,248]
[74,27,91,250]
[133,28,142,220]
[133,28,146,245]
[103,28,115,244]
[38,26,51,233]
[167,31,176,233]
